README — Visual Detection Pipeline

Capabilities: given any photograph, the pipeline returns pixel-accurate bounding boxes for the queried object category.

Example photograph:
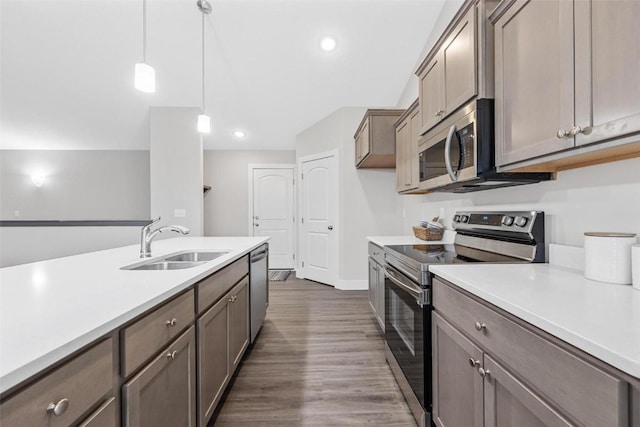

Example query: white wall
[402,156,640,248]
[203,150,296,236]
[0,150,149,220]
[296,107,403,286]
[150,107,203,236]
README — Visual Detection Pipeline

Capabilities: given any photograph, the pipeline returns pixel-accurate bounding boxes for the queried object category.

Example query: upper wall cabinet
[416,0,498,136]
[354,109,404,168]
[493,0,640,171]
[395,100,422,193]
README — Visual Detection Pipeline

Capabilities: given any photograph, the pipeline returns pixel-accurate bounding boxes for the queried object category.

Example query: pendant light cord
[201,10,205,112]
[142,0,147,62]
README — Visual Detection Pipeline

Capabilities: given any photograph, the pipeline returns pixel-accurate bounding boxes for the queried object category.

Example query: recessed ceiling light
[320,37,337,51]
[233,130,246,138]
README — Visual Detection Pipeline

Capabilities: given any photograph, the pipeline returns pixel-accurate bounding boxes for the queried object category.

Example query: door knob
[254,223,259,227]
[254,216,259,220]
[328,226,333,230]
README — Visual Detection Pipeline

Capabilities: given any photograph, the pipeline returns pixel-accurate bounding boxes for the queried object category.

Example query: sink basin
[121,250,229,271]
[163,251,228,262]
[127,261,206,271]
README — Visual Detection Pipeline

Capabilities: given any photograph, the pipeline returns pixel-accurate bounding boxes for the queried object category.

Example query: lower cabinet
[433,276,633,427]
[123,326,197,427]
[433,313,571,427]
[368,252,385,333]
[0,338,114,427]
[198,277,249,427]
[78,397,117,427]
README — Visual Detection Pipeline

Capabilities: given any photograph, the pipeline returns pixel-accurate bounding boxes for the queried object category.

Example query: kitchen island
[0,236,267,426]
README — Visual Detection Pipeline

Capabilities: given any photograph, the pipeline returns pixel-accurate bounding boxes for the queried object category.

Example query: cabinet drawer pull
[478,367,491,379]
[46,398,69,416]
[468,358,480,368]
[166,350,177,360]
[474,321,487,333]
[569,125,591,136]
[228,295,237,303]
[556,128,570,139]
[166,318,177,327]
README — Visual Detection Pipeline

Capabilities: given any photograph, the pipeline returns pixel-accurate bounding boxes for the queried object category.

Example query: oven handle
[444,124,459,182]
[384,266,426,306]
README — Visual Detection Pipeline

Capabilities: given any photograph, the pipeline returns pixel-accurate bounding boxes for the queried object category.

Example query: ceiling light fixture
[233,130,246,138]
[320,36,337,51]
[197,0,212,134]
[134,0,156,93]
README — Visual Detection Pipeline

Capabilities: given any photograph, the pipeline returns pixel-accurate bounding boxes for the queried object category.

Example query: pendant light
[134,0,156,93]
[197,0,212,134]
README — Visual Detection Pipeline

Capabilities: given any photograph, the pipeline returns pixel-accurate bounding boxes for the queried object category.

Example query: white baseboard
[334,279,368,291]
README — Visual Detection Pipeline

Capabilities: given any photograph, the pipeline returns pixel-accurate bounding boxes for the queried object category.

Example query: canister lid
[584,232,637,238]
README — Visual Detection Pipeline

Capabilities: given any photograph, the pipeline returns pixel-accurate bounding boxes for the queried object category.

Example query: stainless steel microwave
[418,99,552,193]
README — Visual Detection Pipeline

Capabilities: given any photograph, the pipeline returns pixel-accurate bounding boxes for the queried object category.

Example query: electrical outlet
[14,210,20,217]
[174,209,186,218]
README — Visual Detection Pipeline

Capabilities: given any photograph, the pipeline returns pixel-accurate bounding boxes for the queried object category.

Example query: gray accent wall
[0,150,150,220]
[203,150,296,237]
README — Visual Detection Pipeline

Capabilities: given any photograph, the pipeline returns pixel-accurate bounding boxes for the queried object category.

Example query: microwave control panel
[457,123,475,169]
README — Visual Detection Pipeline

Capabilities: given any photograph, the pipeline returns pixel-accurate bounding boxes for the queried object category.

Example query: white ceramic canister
[584,232,637,284]
[632,244,640,291]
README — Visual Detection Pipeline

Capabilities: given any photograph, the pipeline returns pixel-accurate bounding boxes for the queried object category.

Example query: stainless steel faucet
[140,217,190,258]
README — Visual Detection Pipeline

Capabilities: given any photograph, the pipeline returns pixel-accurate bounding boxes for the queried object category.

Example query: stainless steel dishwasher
[249,244,268,343]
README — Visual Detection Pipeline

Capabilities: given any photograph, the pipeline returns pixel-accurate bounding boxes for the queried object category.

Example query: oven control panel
[453,211,542,235]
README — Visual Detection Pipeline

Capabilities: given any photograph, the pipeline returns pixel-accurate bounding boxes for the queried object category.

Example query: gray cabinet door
[408,106,421,190]
[443,6,477,114]
[483,355,572,427]
[123,327,197,427]
[432,313,483,427]
[197,295,229,427]
[395,117,409,192]
[419,53,445,134]
[78,398,117,427]
[495,0,575,167]
[375,261,385,332]
[574,0,640,147]
[368,258,378,316]
[229,278,250,372]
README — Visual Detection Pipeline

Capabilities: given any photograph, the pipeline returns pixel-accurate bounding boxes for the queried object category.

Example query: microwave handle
[444,124,459,182]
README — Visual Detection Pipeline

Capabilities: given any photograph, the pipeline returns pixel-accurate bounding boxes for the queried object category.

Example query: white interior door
[300,154,337,286]
[252,168,295,269]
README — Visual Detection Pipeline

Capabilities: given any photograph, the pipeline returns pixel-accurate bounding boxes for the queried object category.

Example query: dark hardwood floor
[213,276,416,426]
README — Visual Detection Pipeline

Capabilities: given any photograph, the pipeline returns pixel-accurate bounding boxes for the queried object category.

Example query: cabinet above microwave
[415,0,499,136]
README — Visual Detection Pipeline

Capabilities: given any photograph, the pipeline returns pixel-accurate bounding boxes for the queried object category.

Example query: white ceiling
[0,0,445,151]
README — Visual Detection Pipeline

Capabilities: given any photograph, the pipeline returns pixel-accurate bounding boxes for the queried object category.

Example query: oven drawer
[433,277,628,427]
[368,242,384,265]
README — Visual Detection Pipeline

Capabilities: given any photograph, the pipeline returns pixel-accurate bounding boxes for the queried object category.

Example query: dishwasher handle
[251,249,268,263]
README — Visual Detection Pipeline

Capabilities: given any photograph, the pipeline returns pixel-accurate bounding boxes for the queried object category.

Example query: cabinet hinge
[302,261,305,267]
[301,218,304,224]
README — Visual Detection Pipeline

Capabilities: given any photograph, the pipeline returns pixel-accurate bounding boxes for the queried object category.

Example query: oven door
[384,264,430,409]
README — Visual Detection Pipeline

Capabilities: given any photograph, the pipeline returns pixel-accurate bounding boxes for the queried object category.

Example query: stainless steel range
[383,211,545,427]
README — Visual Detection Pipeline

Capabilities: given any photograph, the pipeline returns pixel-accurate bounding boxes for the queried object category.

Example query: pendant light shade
[197,114,211,133]
[197,0,212,134]
[135,0,155,93]
[134,62,156,93]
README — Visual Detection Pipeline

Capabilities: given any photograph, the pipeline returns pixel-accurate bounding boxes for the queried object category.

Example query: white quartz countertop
[0,236,268,394]
[367,230,455,247]
[430,263,640,379]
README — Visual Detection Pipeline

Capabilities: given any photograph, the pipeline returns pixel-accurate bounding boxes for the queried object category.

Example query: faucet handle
[150,216,161,225]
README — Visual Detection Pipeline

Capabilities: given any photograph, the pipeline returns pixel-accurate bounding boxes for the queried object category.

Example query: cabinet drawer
[197,255,248,314]
[78,397,116,427]
[368,242,384,265]
[122,289,195,377]
[0,339,113,427]
[434,278,628,427]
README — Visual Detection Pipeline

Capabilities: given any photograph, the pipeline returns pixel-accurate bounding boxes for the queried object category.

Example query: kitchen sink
[126,261,206,271]
[121,250,229,271]
[163,251,228,262]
